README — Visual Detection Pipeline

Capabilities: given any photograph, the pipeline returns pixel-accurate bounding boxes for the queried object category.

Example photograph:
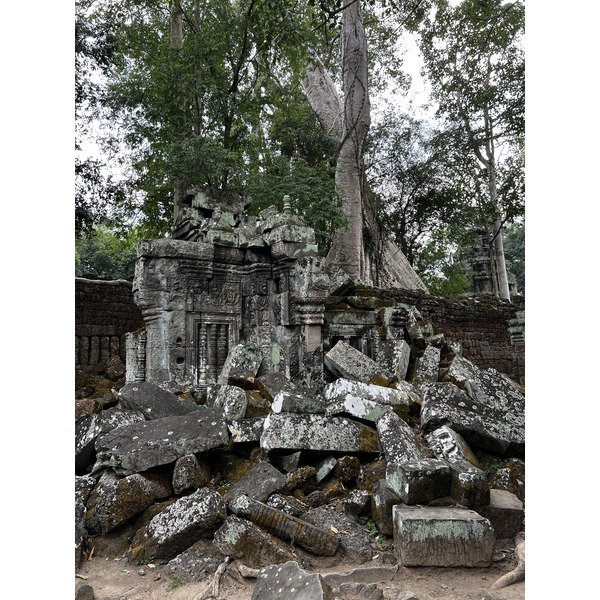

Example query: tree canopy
[418,0,525,299]
[75,0,524,298]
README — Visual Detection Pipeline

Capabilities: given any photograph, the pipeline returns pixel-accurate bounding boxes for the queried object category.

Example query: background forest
[75,0,525,298]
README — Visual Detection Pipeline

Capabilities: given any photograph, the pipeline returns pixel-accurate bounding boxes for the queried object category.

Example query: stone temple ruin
[128,187,332,392]
[75,186,525,598]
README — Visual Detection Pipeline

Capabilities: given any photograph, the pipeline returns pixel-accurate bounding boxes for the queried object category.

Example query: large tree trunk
[488,166,511,300]
[324,1,370,281]
[301,1,427,291]
[171,0,185,227]
[483,105,510,301]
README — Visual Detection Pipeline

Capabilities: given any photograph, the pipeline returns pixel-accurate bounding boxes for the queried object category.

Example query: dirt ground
[75,543,525,600]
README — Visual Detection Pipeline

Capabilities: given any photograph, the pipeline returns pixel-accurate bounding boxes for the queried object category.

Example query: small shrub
[168,575,183,589]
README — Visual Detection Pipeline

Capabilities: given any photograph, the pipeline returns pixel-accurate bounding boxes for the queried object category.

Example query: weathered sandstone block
[261,413,380,454]
[393,505,495,567]
[324,341,382,383]
[117,381,200,420]
[251,561,335,600]
[475,489,524,539]
[223,460,286,504]
[76,407,145,473]
[413,345,441,383]
[85,471,172,535]
[421,382,524,456]
[324,379,409,422]
[132,488,227,560]
[386,458,452,505]
[94,409,229,476]
[212,384,248,421]
[370,479,402,536]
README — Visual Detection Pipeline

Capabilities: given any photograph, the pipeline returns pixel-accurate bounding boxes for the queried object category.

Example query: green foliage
[366,109,480,296]
[415,0,524,296]
[419,0,525,144]
[75,0,433,243]
[503,220,524,294]
[360,515,379,537]
[413,228,473,299]
[245,155,345,256]
[168,575,183,590]
[75,224,144,279]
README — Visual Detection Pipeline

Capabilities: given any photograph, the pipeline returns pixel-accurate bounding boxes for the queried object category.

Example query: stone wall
[75,278,144,371]
[75,277,524,384]
[384,289,525,384]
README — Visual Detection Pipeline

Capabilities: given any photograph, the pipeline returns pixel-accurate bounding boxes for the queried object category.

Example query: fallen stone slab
[272,451,302,473]
[272,389,325,414]
[445,459,490,507]
[425,425,489,506]
[315,456,337,483]
[342,489,370,517]
[426,425,482,469]
[172,453,211,494]
[266,493,309,518]
[228,417,266,443]
[421,382,524,456]
[324,341,382,383]
[303,505,373,563]
[93,408,229,476]
[324,379,409,423]
[376,411,423,465]
[214,515,298,569]
[390,380,423,408]
[281,465,318,496]
[166,541,223,582]
[85,470,172,535]
[255,372,297,403]
[218,343,263,386]
[223,461,286,504]
[261,413,380,454]
[413,344,441,383]
[475,489,524,539]
[131,487,227,560]
[386,458,452,505]
[442,355,481,389]
[322,565,399,588]
[212,384,248,421]
[117,381,200,420]
[405,308,426,350]
[469,367,525,415]
[75,407,145,473]
[370,479,403,536]
[393,505,495,567]
[229,495,340,556]
[75,493,87,571]
[379,338,411,380]
[252,561,334,600]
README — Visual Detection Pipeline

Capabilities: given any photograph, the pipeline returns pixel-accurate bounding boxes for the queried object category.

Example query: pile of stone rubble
[75,312,525,598]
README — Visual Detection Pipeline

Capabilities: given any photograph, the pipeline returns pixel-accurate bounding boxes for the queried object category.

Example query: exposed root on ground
[193,556,232,600]
[490,534,525,590]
